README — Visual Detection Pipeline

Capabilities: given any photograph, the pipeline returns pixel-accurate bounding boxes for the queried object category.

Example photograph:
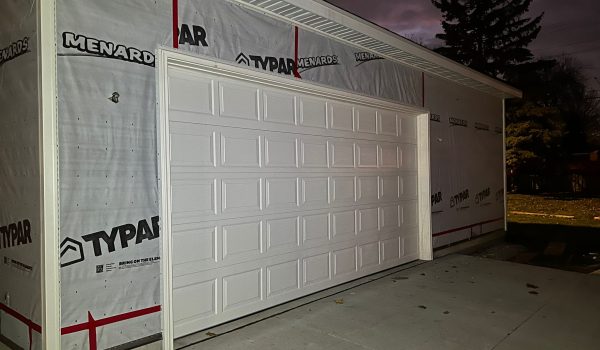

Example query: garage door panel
[303,252,331,286]
[399,143,417,170]
[165,58,425,337]
[221,178,262,214]
[170,125,216,168]
[331,210,356,239]
[300,138,329,168]
[377,110,398,136]
[356,142,378,168]
[223,269,263,312]
[299,96,327,129]
[300,177,329,207]
[266,216,299,251]
[220,131,261,168]
[266,260,300,298]
[222,220,262,260]
[400,173,418,199]
[171,179,217,221]
[266,177,299,210]
[333,246,357,277]
[356,106,377,134]
[379,176,400,202]
[331,176,356,205]
[173,278,216,323]
[218,80,259,120]
[168,69,215,116]
[358,207,380,234]
[359,241,380,269]
[264,136,298,168]
[328,102,354,132]
[357,176,379,203]
[302,213,330,243]
[263,90,296,125]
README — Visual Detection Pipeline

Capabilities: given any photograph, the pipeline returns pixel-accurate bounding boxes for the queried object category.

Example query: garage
[157,50,432,338]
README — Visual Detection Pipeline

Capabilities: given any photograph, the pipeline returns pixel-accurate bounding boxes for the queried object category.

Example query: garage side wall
[424,74,505,248]
[0,1,42,349]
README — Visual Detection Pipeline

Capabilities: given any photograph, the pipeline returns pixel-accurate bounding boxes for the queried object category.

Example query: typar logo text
[61,32,154,67]
[0,37,29,66]
[0,219,33,250]
[178,24,208,47]
[236,52,339,75]
[60,216,160,268]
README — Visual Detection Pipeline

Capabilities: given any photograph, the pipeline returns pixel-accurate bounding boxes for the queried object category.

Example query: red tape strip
[0,302,42,350]
[173,0,179,48]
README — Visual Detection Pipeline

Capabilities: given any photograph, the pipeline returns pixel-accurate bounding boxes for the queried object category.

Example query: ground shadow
[506,222,600,273]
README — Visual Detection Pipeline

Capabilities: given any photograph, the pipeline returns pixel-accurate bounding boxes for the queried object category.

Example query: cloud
[326,0,600,84]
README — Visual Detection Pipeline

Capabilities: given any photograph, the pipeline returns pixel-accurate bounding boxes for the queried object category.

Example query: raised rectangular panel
[172,180,216,216]
[169,74,214,115]
[267,260,299,297]
[171,131,215,167]
[267,217,299,250]
[219,81,259,120]
[331,210,356,238]
[356,107,377,134]
[299,97,327,128]
[266,178,298,209]
[381,238,400,263]
[223,221,262,259]
[222,178,261,213]
[331,176,355,205]
[333,247,357,277]
[379,144,398,168]
[359,242,380,269]
[399,144,417,170]
[380,205,400,231]
[300,139,328,168]
[173,280,216,321]
[301,177,329,206]
[330,141,355,168]
[173,227,216,265]
[399,116,417,139]
[400,174,418,199]
[401,200,419,227]
[356,143,378,168]
[329,102,354,131]
[221,133,260,167]
[263,90,296,125]
[402,233,419,257]
[303,253,330,286]
[223,269,262,311]
[379,176,399,202]
[358,208,379,233]
[265,137,297,168]
[357,176,379,202]
[302,213,329,242]
[377,110,397,136]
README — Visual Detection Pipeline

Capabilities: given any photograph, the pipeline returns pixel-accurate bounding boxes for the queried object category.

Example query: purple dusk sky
[327,0,600,89]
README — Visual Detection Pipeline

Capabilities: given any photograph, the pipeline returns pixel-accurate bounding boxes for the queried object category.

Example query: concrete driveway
[176,254,600,350]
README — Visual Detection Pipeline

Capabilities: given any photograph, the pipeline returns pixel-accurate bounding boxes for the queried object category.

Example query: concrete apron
[176,254,600,350]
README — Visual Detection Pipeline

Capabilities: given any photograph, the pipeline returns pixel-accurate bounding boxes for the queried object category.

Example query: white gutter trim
[231,0,522,99]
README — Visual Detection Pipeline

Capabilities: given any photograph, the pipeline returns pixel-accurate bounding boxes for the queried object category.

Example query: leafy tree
[431,0,543,78]
[505,57,600,191]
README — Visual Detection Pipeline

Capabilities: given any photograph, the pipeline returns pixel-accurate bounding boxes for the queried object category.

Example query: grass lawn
[508,193,600,228]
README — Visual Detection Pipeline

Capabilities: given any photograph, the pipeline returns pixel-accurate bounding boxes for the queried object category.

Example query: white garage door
[158,51,431,338]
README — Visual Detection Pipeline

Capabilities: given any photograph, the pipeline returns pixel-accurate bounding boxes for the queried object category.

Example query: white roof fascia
[230,0,522,99]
